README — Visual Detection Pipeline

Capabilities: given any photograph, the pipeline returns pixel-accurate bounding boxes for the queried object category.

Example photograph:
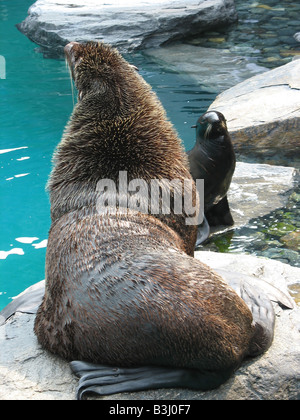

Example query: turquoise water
[0,0,215,310]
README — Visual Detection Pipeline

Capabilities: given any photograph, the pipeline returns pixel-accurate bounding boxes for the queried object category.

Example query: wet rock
[261,247,300,266]
[228,162,298,228]
[208,59,300,165]
[182,0,300,71]
[17,0,237,58]
[268,222,296,237]
[281,230,300,252]
[0,252,299,400]
[290,192,300,203]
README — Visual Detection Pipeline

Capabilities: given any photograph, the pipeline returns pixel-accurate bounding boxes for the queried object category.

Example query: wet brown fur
[34,42,263,387]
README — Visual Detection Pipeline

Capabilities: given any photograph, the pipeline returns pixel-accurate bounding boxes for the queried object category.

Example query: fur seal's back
[34,42,276,398]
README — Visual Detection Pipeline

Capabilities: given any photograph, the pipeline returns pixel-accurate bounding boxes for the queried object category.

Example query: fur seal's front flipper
[214,269,294,356]
[0,280,45,326]
[215,269,294,310]
[70,362,233,400]
[239,281,275,356]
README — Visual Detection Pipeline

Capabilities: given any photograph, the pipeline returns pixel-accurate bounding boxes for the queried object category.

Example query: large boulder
[17,0,237,58]
[0,252,299,400]
[208,59,300,165]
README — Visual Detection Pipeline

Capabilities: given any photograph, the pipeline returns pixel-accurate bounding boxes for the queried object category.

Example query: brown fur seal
[188,111,236,244]
[33,41,276,399]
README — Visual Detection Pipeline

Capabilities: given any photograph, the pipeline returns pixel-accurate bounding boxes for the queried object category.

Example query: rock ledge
[17,0,237,57]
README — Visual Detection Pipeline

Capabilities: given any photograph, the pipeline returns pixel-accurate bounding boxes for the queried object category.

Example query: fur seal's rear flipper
[0,280,45,326]
[70,362,233,400]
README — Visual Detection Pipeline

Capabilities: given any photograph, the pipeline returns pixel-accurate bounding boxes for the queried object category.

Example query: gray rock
[229,162,298,228]
[208,59,300,164]
[0,313,77,400]
[0,252,299,400]
[17,0,237,58]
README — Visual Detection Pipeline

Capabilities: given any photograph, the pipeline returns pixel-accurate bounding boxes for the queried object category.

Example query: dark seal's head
[192,111,228,144]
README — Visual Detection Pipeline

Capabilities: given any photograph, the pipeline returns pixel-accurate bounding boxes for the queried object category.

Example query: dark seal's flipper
[195,196,234,247]
[70,361,233,400]
[206,196,234,227]
[195,215,210,246]
[0,280,45,326]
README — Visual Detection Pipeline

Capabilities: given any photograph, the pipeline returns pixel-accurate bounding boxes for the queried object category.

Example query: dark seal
[30,42,276,399]
[188,111,236,243]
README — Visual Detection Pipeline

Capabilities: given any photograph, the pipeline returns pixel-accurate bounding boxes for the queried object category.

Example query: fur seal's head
[192,111,228,143]
[64,41,141,117]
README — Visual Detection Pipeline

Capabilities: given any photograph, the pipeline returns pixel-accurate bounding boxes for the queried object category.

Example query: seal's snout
[64,41,80,57]
[65,42,81,80]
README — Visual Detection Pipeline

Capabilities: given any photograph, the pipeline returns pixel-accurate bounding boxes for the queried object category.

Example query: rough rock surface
[17,0,237,58]
[228,162,298,228]
[0,252,299,400]
[208,59,300,165]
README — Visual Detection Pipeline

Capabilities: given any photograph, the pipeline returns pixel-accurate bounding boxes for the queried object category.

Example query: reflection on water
[131,53,217,151]
[186,0,300,70]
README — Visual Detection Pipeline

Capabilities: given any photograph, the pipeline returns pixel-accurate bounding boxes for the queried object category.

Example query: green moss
[267,222,296,236]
